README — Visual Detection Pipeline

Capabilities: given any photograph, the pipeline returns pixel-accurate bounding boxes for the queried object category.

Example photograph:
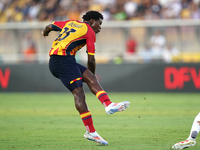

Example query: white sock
[187,112,200,140]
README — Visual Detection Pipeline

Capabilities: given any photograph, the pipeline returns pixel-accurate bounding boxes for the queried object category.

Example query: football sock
[80,111,95,133]
[96,90,112,107]
[188,112,200,139]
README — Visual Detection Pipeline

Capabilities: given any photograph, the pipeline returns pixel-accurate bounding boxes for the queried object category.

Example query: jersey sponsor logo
[68,22,83,28]
[0,68,10,89]
[164,67,200,89]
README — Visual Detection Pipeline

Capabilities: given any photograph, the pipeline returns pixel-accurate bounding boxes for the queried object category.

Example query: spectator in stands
[138,43,153,63]
[101,7,112,21]
[23,43,37,62]
[22,33,37,62]
[123,0,138,20]
[163,0,182,19]
[112,0,127,20]
[126,35,137,55]
[27,0,41,21]
[162,43,180,63]
[93,0,115,20]
[67,4,80,20]
[191,1,200,19]
[150,0,162,19]
[13,6,24,22]
[0,0,199,22]
[78,1,91,21]
[135,0,150,19]
[150,30,166,60]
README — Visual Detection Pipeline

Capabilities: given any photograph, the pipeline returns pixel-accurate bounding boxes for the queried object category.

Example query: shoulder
[52,20,71,28]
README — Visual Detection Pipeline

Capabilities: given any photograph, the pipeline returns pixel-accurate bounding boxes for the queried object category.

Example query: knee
[83,70,98,83]
[89,73,97,82]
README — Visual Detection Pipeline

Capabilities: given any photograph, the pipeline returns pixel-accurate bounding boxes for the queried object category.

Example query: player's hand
[42,24,52,38]
[41,30,48,38]
[41,31,46,38]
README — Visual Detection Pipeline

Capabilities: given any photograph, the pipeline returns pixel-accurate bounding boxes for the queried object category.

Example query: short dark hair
[82,11,103,21]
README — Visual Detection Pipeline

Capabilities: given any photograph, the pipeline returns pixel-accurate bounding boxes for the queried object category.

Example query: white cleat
[172,139,196,149]
[84,131,108,145]
[105,101,130,115]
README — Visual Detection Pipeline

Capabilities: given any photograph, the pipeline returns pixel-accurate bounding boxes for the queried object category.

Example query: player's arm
[85,27,96,74]
[87,54,96,74]
[42,24,53,38]
[42,22,63,38]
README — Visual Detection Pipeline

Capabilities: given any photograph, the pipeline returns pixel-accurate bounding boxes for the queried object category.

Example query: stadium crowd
[0,0,199,22]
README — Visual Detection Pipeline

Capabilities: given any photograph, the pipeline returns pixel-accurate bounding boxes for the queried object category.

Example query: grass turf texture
[0,93,199,150]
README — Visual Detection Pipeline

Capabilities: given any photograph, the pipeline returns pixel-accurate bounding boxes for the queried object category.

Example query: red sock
[80,111,95,133]
[96,90,112,107]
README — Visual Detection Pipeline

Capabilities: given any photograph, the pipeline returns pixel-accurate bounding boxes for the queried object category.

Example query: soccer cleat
[172,139,196,149]
[84,131,108,145]
[105,101,130,115]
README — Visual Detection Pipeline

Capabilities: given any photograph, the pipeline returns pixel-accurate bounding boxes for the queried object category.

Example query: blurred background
[0,0,199,92]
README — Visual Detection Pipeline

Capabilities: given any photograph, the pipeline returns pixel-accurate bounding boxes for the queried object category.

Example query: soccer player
[41,11,130,145]
[172,112,200,149]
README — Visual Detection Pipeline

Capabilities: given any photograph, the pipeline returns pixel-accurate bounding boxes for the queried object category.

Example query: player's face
[91,18,102,34]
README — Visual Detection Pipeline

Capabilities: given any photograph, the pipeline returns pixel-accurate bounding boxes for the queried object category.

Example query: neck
[84,21,91,26]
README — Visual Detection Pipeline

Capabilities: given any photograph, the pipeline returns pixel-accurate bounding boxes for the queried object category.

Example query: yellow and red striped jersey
[49,20,96,56]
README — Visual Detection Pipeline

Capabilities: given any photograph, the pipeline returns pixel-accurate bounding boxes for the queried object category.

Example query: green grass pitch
[0,92,200,150]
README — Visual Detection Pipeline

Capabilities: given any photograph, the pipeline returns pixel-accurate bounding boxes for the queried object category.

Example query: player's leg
[187,112,200,140]
[71,86,94,132]
[172,112,200,149]
[70,86,108,145]
[79,64,130,115]
[49,56,108,145]
[63,75,108,145]
[78,63,111,106]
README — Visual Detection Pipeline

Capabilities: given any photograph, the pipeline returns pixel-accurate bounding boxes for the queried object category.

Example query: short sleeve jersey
[49,20,96,56]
